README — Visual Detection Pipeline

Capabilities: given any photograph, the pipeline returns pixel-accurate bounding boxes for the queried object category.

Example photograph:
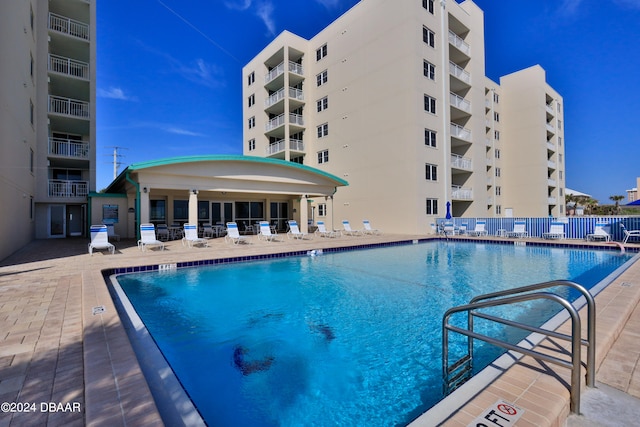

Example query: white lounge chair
[88,225,115,255]
[442,221,455,236]
[316,221,339,238]
[225,222,249,244]
[258,221,279,242]
[466,221,488,237]
[138,223,165,251]
[621,224,640,244]
[342,220,363,236]
[201,224,215,238]
[182,223,209,247]
[105,223,120,241]
[543,222,565,240]
[156,224,170,241]
[287,220,308,239]
[586,222,611,242]
[507,220,529,238]
[362,220,381,235]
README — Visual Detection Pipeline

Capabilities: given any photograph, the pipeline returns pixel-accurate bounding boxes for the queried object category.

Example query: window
[423,60,435,80]
[422,0,434,14]
[316,70,328,86]
[247,71,255,86]
[558,120,562,130]
[30,53,34,79]
[316,44,328,61]
[495,167,501,177]
[426,198,438,215]
[425,163,437,181]
[558,137,562,147]
[318,149,329,164]
[248,94,255,107]
[173,200,188,222]
[496,205,501,215]
[248,116,255,129]
[495,186,501,196]
[424,128,437,147]
[318,203,327,216]
[150,200,166,222]
[198,201,210,221]
[494,112,500,122]
[30,149,34,173]
[494,130,500,140]
[424,94,436,114]
[30,5,34,32]
[317,123,328,138]
[493,92,499,103]
[248,138,255,151]
[30,100,34,125]
[494,148,500,159]
[423,26,435,48]
[317,96,328,112]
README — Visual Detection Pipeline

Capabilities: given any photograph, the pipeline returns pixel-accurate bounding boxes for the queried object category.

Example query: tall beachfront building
[0,0,96,259]
[242,0,565,234]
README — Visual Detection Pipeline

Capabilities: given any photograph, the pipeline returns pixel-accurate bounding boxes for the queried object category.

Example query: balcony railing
[450,122,472,140]
[266,139,305,155]
[48,180,89,198]
[265,88,285,107]
[451,154,472,170]
[450,92,471,113]
[49,54,89,80]
[288,61,304,76]
[548,160,557,169]
[289,87,304,101]
[48,138,90,159]
[265,62,285,84]
[449,62,470,84]
[452,185,473,200]
[49,95,90,119]
[546,123,555,133]
[266,114,285,131]
[448,30,470,55]
[48,13,89,40]
[289,113,304,126]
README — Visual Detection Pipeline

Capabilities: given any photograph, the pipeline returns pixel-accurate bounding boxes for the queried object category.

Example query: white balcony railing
[48,95,90,119]
[265,88,285,107]
[448,30,470,55]
[288,61,304,76]
[548,178,557,187]
[48,54,89,80]
[48,13,89,40]
[546,123,555,133]
[450,122,472,140]
[266,138,305,156]
[266,114,285,131]
[265,62,285,84]
[450,92,471,113]
[451,154,472,170]
[289,87,304,101]
[289,113,304,126]
[548,197,557,204]
[449,62,471,84]
[48,138,90,159]
[48,180,89,198]
[547,160,557,169]
[451,185,473,200]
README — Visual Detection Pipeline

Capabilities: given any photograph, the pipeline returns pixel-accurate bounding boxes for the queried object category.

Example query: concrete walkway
[0,234,638,426]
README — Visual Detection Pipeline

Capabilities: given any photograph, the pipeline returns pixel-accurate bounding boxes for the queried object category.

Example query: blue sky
[97,0,640,203]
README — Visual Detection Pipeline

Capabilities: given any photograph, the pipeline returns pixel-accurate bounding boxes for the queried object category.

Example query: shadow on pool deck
[0,235,639,426]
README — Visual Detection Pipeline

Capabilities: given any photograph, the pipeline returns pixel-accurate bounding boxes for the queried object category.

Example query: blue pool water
[116,241,632,426]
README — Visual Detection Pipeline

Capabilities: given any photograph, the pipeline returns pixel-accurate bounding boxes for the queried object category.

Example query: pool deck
[0,233,639,426]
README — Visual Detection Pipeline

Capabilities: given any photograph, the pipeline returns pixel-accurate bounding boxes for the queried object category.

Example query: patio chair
[543,222,565,240]
[182,223,209,247]
[506,220,529,238]
[316,221,339,238]
[88,225,115,255]
[156,224,170,241]
[362,220,381,235]
[466,220,488,237]
[621,224,640,244]
[225,222,249,244]
[442,221,456,236]
[104,223,120,241]
[586,222,611,242]
[258,221,280,242]
[342,220,363,236]
[287,220,309,240]
[138,223,165,251]
[202,224,215,238]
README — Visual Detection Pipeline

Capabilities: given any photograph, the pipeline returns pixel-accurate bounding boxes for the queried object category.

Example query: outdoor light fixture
[143,187,147,193]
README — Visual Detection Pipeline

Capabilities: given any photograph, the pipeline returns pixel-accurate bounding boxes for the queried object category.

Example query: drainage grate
[92,305,106,315]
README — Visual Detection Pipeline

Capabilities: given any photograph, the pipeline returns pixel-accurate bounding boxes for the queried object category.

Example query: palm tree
[610,195,625,215]
[565,193,577,215]
[584,198,599,215]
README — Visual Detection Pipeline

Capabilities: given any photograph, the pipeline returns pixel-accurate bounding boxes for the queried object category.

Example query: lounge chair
[225,222,249,244]
[182,223,209,247]
[202,224,215,238]
[621,224,640,244]
[316,221,339,238]
[287,220,309,239]
[342,220,363,236]
[586,222,611,242]
[156,224,170,241]
[543,222,565,240]
[138,223,165,251]
[105,223,120,241]
[362,220,381,235]
[442,221,455,236]
[466,221,488,237]
[88,225,115,255]
[258,221,279,242]
[506,220,529,238]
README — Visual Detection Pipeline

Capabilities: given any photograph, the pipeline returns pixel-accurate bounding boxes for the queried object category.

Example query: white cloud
[315,0,342,9]
[256,1,276,36]
[177,58,224,89]
[224,0,252,11]
[164,126,205,137]
[225,0,276,36]
[98,87,135,101]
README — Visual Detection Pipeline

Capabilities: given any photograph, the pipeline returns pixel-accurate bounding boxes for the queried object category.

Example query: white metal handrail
[48,138,90,159]
[448,30,470,55]
[49,54,89,79]
[49,13,89,40]
[48,180,89,198]
[48,96,90,118]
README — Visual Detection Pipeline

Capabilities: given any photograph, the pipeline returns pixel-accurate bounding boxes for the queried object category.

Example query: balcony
[266,114,285,131]
[265,88,286,108]
[49,13,89,40]
[49,54,89,80]
[48,180,89,198]
[547,160,557,169]
[48,138,90,159]
[450,92,471,114]
[450,123,472,141]
[448,30,470,56]
[289,113,304,126]
[266,139,305,156]
[451,154,472,170]
[548,178,557,187]
[265,62,285,85]
[451,185,473,200]
[546,123,555,133]
[449,62,471,85]
[548,197,557,205]
[49,95,90,119]
[288,61,303,76]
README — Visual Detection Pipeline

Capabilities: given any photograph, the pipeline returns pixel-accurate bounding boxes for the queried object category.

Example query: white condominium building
[242,0,565,234]
[0,0,96,259]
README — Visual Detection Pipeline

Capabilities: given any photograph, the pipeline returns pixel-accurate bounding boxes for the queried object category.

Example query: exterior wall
[0,0,96,259]
[243,0,565,234]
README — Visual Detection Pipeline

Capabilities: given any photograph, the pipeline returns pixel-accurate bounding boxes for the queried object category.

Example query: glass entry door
[211,202,233,225]
[49,205,65,238]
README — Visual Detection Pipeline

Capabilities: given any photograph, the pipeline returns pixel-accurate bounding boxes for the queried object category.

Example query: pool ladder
[442,280,596,414]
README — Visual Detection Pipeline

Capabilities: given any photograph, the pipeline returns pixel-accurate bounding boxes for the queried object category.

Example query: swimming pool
[114,241,632,426]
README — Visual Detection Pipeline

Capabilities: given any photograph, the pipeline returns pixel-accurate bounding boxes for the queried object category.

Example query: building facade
[242,0,565,234]
[0,0,96,259]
